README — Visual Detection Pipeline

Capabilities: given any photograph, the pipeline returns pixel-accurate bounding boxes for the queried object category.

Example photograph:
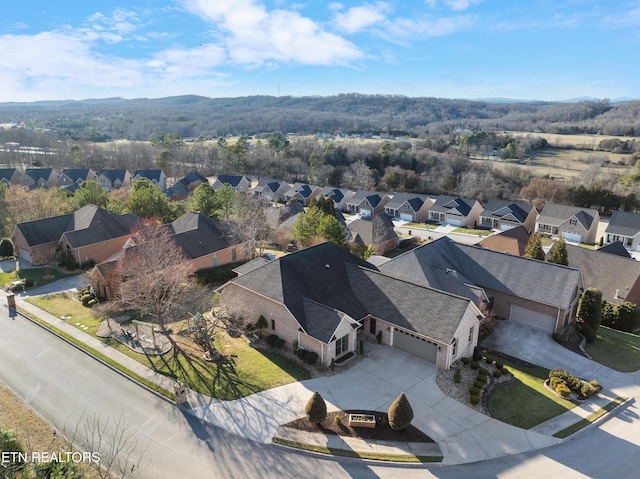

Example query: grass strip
[273,438,443,463]
[17,307,175,401]
[552,397,627,439]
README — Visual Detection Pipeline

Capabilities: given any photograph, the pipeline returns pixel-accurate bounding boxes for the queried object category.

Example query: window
[335,335,349,357]
[451,338,458,357]
[231,247,237,262]
[271,319,275,330]
[212,254,218,268]
[468,326,474,343]
[569,218,577,226]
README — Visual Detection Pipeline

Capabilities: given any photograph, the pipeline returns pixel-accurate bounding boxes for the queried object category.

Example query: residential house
[13,205,140,266]
[427,195,483,227]
[133,169,167,190]
[604,210,640,251]
[345,191,391,217]
[535,203,599,244]
[0,168,23,186]
[212,175,250,193]
[21,168,60,189]
[219,242,482,369]
[176,172,209,192]
[321,187,356,212]
[384,193,434,222]
[97,169,132,191]
[163,182,190,201]
[347,212,398,254]
[479,199,537,231]
[478,225,530,257]
[253,179,290,202]
[379,237,583,334]
[565,244,640,307]
[283,183,322,206]
[597,241,632,258]
[57,169,98,189]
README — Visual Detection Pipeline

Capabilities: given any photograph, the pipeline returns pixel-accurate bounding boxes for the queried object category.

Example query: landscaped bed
[283,409,434,443]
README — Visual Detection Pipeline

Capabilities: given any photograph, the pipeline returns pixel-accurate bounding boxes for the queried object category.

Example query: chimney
[615,289,620,299]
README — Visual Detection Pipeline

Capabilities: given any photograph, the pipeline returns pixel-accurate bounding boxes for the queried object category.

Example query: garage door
[446,218,462,227]
[18,248,32,264]
[393,328,438,362]
[400,213,414,221]
[510,305,556,333]
[562,231,582,243]
[360,209,372,217]
[500,223,516,231]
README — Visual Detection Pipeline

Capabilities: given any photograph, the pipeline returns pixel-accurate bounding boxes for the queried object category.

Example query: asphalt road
[2,304,640,478]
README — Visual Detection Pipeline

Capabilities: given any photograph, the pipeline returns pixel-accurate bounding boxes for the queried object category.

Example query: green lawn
[585,326,640,372]
[0,268,76,290]
[487,360,577,429]
[26,293,311,400]
[26,293,103,336]
[453,227,492,236]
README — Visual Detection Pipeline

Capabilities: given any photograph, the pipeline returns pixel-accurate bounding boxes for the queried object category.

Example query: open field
[470,147,632,181]
[507,131,636,149]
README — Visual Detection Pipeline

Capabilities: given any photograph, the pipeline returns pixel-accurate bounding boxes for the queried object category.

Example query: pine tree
[548,237,569,266]
[524,233,545,260]
[388,392,414,431]
[305,391,327,425]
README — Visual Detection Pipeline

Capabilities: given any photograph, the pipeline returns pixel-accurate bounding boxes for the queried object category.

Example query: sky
[1,0,639,102]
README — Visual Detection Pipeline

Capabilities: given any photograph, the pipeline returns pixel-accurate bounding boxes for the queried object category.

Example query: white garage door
[392,328,438,363]
[18,248,32,264]
[562,231,582,243]
[500,223,516,231]
[510,305,556,333]
[400,213,414,221]
[360,209,372,217]
[446,218,462,227]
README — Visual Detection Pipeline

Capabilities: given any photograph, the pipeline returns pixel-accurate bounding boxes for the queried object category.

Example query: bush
[501,367,509,375]
[483,356,494,366]
[477,374,487,383]
[296,348,307,359]
[472,347,481,361]
[552,332,564,344]
[478,367,488,375]
[469,386,480,395]
[555,383,571,398]
[470,394,481,405]
[265,334,279,346]
[334,415,342,425]
[305,391,327,424]
[495,361,504,369]
[64,254,77,271]
[87,298,98,307]
[461,357,470,365]
[494,370,503,378]
[453,368,462,384]
[470,361,479,370]
[80,258,96,270]
[304,351,318,364]
[589,380,601,392]
[579,382,595,398]
[0,238,14,258]
[474,380,485,389]
[275,338,285,349]
[292,340,298,352]
[81,294,92,306]
[388,393,414,431]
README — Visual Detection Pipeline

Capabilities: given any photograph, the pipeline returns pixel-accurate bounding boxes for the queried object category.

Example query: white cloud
[333,2,390,34]
[181,0,363,66]
[444,0,483,11]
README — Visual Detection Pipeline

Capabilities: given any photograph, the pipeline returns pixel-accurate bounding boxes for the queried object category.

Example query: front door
[369,318,376,335]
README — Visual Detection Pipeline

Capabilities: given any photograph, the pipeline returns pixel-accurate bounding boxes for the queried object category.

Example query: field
[507,131,634,149]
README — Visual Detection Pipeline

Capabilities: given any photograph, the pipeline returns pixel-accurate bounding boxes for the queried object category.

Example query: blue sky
[1,0,639,102]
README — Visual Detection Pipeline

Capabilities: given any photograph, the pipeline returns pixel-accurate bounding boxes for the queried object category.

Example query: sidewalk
[1,278,630,465]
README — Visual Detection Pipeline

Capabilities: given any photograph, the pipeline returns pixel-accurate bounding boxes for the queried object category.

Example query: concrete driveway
[187,344,560,465]
[481,321,640,398]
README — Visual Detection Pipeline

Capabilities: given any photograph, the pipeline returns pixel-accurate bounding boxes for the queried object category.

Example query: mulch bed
[284,410,434,443]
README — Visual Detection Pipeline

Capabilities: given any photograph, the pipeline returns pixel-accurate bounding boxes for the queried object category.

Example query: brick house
[535,203,600,244]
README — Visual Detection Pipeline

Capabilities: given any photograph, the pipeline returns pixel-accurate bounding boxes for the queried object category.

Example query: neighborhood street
[2,289,640,478]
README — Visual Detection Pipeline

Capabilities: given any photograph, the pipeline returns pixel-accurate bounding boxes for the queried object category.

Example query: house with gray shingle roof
[176,172,209,191]
[605,210,640,251]
[535,203,599,244]
[21,168,60,189]
[321,187,356,211]
[133,169,167,190]
[479,199,537,232]
[0,168,23,186]
[253,178,290,203]
[97,169,132,191]
[12,205,140,266]
[347,212,398,254]
[384,193,435,222]
[345,191,391,217]
[379,237,583,334]
[57,169,97,188]
[283,183,322,206]
[219,242,482,369]
[478,225,530,256]
[427,195,483,227]
[212,174,250,193]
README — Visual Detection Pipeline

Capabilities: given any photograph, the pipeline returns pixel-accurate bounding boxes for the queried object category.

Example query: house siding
[188,242,253,271]
[11,228,58,265]
[62,235,134,267]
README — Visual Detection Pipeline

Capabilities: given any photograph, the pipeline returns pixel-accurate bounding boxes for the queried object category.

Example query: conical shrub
[388,392,413,431]
[305,391,327,425]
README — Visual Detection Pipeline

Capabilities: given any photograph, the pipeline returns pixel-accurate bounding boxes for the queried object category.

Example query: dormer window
[569,218,577,226]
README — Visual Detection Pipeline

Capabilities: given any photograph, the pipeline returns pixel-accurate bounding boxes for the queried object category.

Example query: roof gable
[605,210,640,237]
[168,211,231,259]
[538,203,598,229]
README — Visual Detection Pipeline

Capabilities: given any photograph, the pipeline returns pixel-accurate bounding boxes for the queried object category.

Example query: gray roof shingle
[605,210,640,237]
[537,203,598,230]
[168,212,231,259]
[480,199,533,224]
